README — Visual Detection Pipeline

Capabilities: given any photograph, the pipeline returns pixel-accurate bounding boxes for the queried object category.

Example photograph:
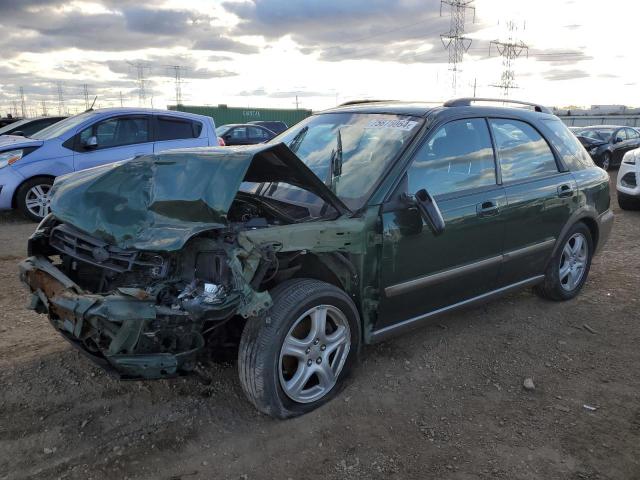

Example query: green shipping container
[169,104,312,128]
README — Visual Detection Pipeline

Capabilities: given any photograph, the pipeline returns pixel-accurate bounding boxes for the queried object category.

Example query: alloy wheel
[25,184,52,219]
[559,232,588,291]
[279,305,351,404]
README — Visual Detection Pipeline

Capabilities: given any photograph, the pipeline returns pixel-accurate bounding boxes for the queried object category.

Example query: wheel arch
[550,211,599,261]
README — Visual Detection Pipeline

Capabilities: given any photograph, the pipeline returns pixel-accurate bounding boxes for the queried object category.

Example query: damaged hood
[49,143,349,251]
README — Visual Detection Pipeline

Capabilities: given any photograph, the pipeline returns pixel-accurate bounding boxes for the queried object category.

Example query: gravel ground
[1,173,639,480]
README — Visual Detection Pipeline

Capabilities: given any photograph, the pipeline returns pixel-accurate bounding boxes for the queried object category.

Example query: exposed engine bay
[21,194,325,378]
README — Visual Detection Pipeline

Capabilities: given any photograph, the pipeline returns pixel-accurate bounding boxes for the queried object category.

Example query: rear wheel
[16,176,54,222]
[618,191,640,210]
[535,222,593,301]
[238,279,361,418]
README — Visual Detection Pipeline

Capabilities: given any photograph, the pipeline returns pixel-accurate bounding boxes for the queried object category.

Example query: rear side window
[156,116,202,141]
[625,128,639,139]
[407,118,497,196]
[249,126,270,141]
[489,119,558,182]
[543,118,594,169]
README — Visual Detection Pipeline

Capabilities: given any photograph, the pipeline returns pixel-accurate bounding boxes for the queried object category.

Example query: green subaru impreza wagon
[20,98,613,418]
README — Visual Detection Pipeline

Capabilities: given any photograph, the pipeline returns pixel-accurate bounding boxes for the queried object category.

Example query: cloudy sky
[1,0,638,116]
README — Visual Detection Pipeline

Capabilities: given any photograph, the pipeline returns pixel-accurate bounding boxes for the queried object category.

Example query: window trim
[403,116,500,199]
[488,117,562,186]
[72,114,152,152]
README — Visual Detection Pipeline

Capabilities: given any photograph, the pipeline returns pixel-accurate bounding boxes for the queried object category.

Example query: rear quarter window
[542,118,595,170]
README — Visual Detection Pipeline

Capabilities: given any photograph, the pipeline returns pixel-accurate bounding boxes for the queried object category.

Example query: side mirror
[615,137,623,144]
[12,130,24,136]
[405,189,445,235]
[83,136,98,149]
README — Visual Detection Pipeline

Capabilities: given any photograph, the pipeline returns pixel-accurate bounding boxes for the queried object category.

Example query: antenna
[440,0,475,93]
[490,20,529,97]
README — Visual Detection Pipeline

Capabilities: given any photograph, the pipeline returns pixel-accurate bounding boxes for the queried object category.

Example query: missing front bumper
[19,256,204,379]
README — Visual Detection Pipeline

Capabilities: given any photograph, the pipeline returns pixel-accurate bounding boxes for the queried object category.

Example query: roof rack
[339,99,395,106]
[443,97,552,114]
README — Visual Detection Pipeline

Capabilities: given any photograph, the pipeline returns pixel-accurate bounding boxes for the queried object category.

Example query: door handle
[557,184,575,198]
[476,201,499,217]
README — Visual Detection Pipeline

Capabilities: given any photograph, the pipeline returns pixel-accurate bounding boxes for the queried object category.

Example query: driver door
[375,118,506,333]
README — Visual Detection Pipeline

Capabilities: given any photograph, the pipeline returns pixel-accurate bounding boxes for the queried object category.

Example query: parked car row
[571,125,640,170]
[0,116,67,138]
[18,97,614,418]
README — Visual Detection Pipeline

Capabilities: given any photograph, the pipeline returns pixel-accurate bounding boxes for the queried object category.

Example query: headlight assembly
[622,150,638,165]
[0,149,25,169]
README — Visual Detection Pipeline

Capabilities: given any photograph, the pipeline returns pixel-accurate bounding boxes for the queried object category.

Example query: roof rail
[339,99,395,106]
[443,97,552,114]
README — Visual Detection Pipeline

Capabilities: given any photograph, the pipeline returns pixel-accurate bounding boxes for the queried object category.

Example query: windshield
[576,128,614,142]
[0,118,31,135]
[259,112,422,211]
[215,125,232,136]
[31,111,97,140]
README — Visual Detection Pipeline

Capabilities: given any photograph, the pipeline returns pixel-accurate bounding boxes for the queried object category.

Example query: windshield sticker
[365,119,418,131]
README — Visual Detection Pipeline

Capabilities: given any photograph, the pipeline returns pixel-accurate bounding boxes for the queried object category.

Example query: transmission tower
[490,20,529,97]
[128,62,149,107]
[19,87,26,118]
[166,65,185,107]
[82,84,90,110]
[11,100,18,117]
[440,0,475,93]
[41,100,48,116]
[56,82,66,115]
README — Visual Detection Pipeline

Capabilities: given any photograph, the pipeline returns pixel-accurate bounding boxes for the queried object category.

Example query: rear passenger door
[153,115,208,153]
[489,118,576,287]
[376,118,507,331]
[248,126,273,144]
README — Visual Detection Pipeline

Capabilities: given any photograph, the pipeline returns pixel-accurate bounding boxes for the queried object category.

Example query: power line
[166,65,185,106]
[440,0,475,93]
[82,84,90,110]
[490,20,529,97]
[56,81,66,116]
[128,62,149,107]
[19,86,26,118]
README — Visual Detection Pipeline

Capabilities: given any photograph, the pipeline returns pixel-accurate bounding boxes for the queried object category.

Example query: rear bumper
[595,209,614,254]
[19,255,203,379]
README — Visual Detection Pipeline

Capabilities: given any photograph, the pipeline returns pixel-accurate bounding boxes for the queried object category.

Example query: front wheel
[535,222,593,301]
[600,152,611,171]
[15,176,54,222]
[238,279,361,418]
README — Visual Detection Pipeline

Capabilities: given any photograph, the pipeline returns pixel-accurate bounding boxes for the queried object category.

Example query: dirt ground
[1,173,638,480]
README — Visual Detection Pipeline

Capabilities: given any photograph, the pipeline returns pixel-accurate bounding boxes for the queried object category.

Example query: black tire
[15,176,54,222]
[238,279,361,418]
[535,222,593,301]
[600,152,611,171]
[617,191,640,210]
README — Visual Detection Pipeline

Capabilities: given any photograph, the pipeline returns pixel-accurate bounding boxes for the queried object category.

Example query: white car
[617,147,640,210]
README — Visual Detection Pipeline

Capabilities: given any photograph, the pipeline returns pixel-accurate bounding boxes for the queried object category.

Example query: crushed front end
[20,216,272,379]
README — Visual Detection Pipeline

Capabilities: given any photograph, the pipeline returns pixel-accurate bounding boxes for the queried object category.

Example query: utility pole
[490,20,529,97]
[440,0,475,94]
[294,95,299,110]
[82,84,90,110]
[167,65,185,107]
[56,81,66,116]
[119,91,124,107]
[19,87,26,118]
